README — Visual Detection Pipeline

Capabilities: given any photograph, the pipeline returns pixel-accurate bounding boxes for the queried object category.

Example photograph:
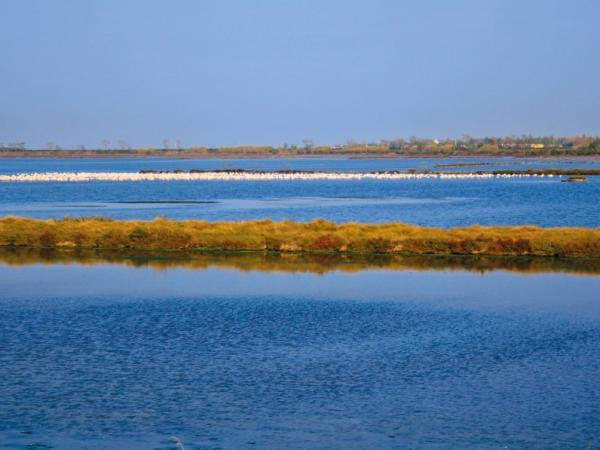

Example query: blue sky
[1,0,599,148]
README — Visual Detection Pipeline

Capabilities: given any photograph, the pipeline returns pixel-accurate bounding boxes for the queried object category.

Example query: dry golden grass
[0,216,599,258]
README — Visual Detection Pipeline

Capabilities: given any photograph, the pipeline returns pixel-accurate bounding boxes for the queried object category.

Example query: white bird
[0,171,551,183]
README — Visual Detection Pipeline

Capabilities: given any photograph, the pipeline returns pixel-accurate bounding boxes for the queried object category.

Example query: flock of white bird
[0,171,556,182]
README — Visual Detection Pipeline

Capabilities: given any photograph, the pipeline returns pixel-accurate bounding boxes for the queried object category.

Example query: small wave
[111,200,218,204]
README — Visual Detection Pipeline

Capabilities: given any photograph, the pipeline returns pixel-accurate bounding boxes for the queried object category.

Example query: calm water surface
[0,157,599,226]
[1,260,600,449]
[3,156,600,175]
[1,158,599,449]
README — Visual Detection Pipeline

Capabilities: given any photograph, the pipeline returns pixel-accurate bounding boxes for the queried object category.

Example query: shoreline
[2,151,600,160]
[1,217,599,259]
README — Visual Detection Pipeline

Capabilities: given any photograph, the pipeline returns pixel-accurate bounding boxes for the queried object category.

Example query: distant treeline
[1,135,600,157]
[1,217,599,259]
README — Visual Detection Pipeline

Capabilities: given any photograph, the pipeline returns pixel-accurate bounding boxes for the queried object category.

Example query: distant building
[530,144,545,149]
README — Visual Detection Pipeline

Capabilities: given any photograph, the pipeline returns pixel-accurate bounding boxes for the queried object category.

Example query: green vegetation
[2,135,600,158]
[1,217,599,259]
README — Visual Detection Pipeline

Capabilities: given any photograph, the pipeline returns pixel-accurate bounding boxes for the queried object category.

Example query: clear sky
[1,0,599,149]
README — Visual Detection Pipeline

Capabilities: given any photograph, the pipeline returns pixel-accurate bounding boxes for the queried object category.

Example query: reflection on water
[1,251,600,449]
[1,247,600,276]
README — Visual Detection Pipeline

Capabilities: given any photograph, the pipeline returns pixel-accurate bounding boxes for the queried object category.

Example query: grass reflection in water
[1,247,599,276]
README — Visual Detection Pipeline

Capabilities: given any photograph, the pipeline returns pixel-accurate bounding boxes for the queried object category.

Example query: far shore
[1,149,600,159]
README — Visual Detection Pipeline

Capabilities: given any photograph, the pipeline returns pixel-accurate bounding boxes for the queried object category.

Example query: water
[0,157,599,226]
[1,257,600,449]
[1,157,599,449]
[2,156,600,175]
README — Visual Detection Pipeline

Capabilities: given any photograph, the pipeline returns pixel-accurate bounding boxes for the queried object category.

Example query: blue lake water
[0,157,599,226]
[2,156,600,175]
[1,261,600,449]
[1,157,599,449]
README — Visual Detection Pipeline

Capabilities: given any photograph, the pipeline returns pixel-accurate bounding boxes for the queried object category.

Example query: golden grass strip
[0,216,599,259]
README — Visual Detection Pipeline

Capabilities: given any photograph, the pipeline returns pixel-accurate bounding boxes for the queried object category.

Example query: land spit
[0,169,580,182]
[1,217,598,259]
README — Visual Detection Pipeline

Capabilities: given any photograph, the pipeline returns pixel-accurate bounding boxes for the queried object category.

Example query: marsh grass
[0,216,599,258]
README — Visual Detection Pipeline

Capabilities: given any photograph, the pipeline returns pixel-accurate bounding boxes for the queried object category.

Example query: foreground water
[1,254,600,449]
[0,157,599,226]
[1,157,599,449]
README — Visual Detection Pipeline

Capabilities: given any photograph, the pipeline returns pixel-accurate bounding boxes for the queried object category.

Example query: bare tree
[6,142,27,150]
[101,139,111,150]
[117,139,128,150]
[162,139,170,150]
[302,138,314,149]
[76,144,86,150]
[175,139,183,150]
[47,142,55,150]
